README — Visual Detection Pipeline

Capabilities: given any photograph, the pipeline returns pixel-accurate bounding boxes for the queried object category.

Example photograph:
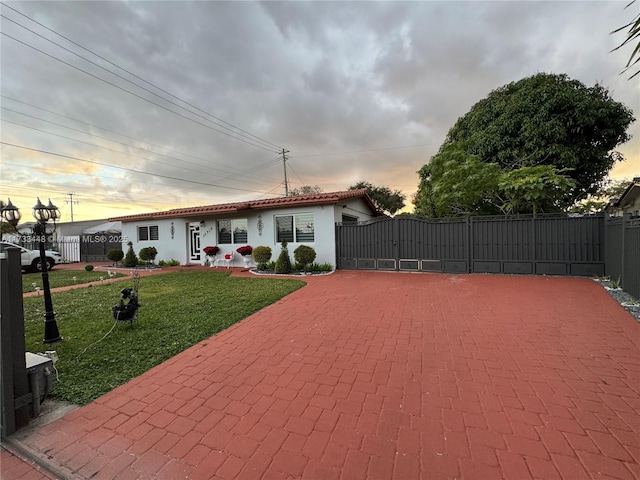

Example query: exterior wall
[121,218,190,265]
[623,193,640,217]
[55,219,111,238]
[120,199,377,268]
[201,205,339,267]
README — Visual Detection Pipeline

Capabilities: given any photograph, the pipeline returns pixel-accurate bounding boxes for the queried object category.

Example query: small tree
[107,248,124,265]
[123,242,138,267]
[274,241,293,274]
[294,245,316,271]
[139,246,158,265]
[253,246,272,270]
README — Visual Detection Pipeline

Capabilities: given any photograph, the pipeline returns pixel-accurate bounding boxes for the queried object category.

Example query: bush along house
[109,189,383,268]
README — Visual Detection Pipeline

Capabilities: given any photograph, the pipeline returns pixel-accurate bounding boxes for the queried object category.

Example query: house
[612,177,640,217]
[109,189,383,267]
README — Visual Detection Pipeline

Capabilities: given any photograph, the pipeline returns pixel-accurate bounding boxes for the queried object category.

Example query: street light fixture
[1,197,62,343]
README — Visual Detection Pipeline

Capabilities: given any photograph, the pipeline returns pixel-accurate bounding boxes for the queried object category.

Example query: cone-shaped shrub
[123,242,138,267]
[274,241,293,274]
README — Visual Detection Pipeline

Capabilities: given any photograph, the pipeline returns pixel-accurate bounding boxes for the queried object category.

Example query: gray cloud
[1,1,637,220]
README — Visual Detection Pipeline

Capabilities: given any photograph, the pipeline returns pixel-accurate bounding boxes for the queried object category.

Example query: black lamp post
[1,197,62,343]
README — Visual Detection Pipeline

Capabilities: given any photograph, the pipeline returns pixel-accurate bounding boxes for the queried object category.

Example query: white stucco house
[109,189,382,267]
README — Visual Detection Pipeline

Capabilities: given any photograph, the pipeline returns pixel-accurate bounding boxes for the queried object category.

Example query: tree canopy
[349,181,406,215]
[289,185,323,196]
[414,73,635,217]
[570,178,633,214]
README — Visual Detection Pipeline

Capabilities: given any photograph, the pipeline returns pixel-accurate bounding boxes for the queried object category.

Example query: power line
[287,161,306,187]
[291,143,438,158]
[1,98,281,183]
[1,31,279,153]
[2,116,281,187]
[1,142,279,195]
[0,5,282,151]
[1,157,282,203]
[1,105,246,177]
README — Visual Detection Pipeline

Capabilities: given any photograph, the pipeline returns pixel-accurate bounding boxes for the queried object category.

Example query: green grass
[23,270,304,405]
[22,269,125,293]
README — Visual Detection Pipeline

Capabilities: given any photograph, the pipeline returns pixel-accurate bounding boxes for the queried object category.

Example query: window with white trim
[276,213,314,242]
[137,225,159,241]
[218,219,248,244]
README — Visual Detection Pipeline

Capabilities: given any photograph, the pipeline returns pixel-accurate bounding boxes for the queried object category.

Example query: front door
[188,222,201,263]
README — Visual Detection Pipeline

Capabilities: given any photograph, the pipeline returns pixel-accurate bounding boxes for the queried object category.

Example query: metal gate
[336,214,606,276]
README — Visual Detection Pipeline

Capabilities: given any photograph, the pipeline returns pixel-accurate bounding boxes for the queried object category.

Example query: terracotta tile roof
[109,189,382,222]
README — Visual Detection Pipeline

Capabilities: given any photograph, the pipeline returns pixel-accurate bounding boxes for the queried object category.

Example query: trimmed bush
[253,246,272,269]
[158,259,180,267]
[123,242,138,267]
[84,264,94,272]
[139,246,158,265]
[106,249,124,264]
[309,262,333,272]
[294,245,316,270]
[274,241,293,274]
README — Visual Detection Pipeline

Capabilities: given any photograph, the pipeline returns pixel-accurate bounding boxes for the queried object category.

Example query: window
[276,213,314,243]
[342,214,358,223]
[137,225,158,241]
[218,219,248,244]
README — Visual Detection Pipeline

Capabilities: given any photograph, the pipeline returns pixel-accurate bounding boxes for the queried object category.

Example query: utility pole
[66,192,78,222]
[281,149,290,196]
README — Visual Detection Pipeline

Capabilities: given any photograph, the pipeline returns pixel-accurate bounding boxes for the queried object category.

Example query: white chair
[219,251,234,268]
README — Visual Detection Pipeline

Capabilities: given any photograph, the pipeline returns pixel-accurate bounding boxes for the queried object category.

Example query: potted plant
[203,246,219,267]
[236,245,253,268]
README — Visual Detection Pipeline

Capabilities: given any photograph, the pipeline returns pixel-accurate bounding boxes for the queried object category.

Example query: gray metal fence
[604,215,640,300]
[336,213,638,297]
[624,218,640,299]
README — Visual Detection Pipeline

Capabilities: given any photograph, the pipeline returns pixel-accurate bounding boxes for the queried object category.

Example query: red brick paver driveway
[6,271,640,479]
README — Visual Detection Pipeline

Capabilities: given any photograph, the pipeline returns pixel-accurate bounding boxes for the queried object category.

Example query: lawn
[23,270,305,405]
[22,269,125,293]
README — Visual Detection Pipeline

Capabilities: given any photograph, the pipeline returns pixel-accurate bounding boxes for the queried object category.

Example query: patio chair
[219,251,234,268]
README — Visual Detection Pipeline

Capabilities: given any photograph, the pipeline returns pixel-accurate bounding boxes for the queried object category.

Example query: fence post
[1,248,30,436]
[467,217,472,273]
[393,216,400,271]
[621,213,628,288]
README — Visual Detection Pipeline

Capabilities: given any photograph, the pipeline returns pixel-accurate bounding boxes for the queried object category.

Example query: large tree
[349,181,406,215]
[414,73,634,217]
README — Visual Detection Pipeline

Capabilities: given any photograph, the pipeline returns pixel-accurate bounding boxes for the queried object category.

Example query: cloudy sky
[1,1,638,222]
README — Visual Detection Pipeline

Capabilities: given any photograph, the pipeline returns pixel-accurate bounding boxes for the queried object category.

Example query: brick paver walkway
[3,271,639,479]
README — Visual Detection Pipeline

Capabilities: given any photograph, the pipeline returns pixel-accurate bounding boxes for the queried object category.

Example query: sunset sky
[1,1,638,222]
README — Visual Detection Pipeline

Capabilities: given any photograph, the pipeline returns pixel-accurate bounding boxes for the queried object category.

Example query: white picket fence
[56,236,80,263]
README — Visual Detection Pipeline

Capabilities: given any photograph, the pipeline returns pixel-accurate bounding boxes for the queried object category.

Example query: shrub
[158,259,180,267]
[84,264,94,271]
[253,246,272,269]
[123,242,138,267]
[294,245,316,270]
[309,262,333,272]
[274,241,293,274]
[139,246,158,264]
[106,249,124,263]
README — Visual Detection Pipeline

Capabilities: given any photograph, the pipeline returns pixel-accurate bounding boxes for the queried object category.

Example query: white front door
[188,222,201,263]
